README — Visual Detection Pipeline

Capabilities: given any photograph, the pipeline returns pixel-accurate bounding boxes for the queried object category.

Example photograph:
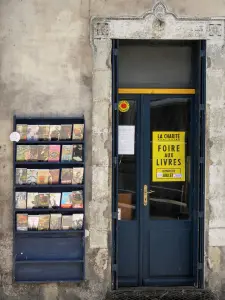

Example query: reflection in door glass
[118,100,136,220]
[150,98,191,220]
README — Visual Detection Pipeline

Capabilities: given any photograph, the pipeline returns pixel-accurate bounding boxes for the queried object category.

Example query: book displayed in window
[48,145,61,162]
[62,215,73,230]
[37,169,49,185]
[72,124,84,140]
[27,193,39,209]
[49,125,61,141]
[48,169,60,184]
[16,168,27,185]
[38,193,50,207]
[15,192,27,209]
[16,124,27,141]
[38,214,50,231]
[72,191,83,208]
[27,125,39,141]
[27,169,38,185]
[38,125,50,141]
[61,192,73,208]
[16,145,27,161]
[72,145,83,162]
[28,215,39,231]
[30,145,39,161]
[61,168,73,184]
[72,214,84,230]
[60,125,72,140]
[50,214,62,230]
[38,145,49,161]
[17,214,28,231]
[61,145,73,161]
[72,168,84,184]
[49,193,61,207]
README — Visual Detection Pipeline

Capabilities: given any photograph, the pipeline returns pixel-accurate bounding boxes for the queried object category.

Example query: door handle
[148,190,155,194]
[144,185,148,206]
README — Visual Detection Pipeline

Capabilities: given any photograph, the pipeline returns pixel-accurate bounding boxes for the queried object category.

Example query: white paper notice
[118,125,135,155]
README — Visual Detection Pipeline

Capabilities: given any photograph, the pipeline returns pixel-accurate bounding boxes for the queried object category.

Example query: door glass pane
[118,100,136,220]
[150,97,191,220]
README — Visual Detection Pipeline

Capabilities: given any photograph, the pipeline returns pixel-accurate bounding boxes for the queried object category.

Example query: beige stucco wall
[0,0,225,299]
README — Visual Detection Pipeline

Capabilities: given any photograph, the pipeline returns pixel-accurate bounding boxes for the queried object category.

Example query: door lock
[144,185,148,206]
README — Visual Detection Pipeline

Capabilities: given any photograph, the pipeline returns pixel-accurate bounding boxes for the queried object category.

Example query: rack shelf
[17,140,84,145]
[15,260,84,264]
[16,161,84,166]
[15,208,84,213]
[15,230,84,234]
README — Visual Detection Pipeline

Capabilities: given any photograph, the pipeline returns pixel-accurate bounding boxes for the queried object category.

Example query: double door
[115,93,202,287]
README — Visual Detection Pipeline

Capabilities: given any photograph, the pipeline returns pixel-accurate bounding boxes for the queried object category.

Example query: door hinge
[112,264,117,272]
[199,104,205,111]
[200,49,206,57]
[200,157,204,164]
[114,103,118,111]
[198,262,203,270]
[113,48,118,56]
[112,211,117,219]
[113,156,117,166]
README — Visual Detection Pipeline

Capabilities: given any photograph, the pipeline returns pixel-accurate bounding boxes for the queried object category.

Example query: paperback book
[16,124,27,141]
[72,213,83,230]
[38,145,49,161]
[48,169,60,184]
[60,125,72,140]
[49,125,61,140]
[72,124,84,140]
[61,145,73,161]
[38,214,50,231]
[38,193,50,207]
[49,193,61,207]
[61,192,73,208]
[27,169,38,185]
[27,125,39,141]
[27,193,39,208]
[61,168,73,184]
[16,145,26,161]
[16,168,27,185]
[37,169,49,185]
[62,215,72,230]
[48,145,60,162]
[28,215,39,231]
[72,167,84,185]
[38,125,50,141]
[50,214,62,230]
[72,144,83,162]
[71,190,83,208]
[17,214,28,231]
[15,192,27,209]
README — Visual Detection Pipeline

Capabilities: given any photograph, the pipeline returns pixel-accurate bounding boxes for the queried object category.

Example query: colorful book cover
[28,215,39,231]
[50,214,62,230]
[16,214,28,231]
[38,193,50,207]
[72,145,83,162]
[16,124,27,141]
[38,145,49,161]
[49,193,61,207]
[60,124,72,140]
[29,145,38,161]
[48,169,60,184]
[16,145,26,161]
[72,167,84,185]
[26,169,38,185]
[48,145,60,162]
[61,145,73,162]
[27,125,39,141]
[38,125,50,140]
[38,214,50,231]
[27,193,39,208]
[72,124,84,140]
[37,169,49,185]
[72,214,84,230]
[71,190,83,208]
[24,145,31,161]
[16,168,27,185]
[49,125,61,141]
[15,192,27,209]
[61,192,73,208]
[62,215,72,230]
[61,168,73,184]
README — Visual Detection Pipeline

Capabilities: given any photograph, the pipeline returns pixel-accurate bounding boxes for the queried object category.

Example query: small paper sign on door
[118,125,135,155]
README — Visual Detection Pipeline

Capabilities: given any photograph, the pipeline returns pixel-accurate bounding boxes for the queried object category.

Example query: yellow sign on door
[152,131,185,182]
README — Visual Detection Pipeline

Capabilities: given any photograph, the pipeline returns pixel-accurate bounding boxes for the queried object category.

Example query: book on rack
[61,192,73,208]
[49,193,61,207]
[48,145,60,162]
[49,125,61,141]
[16,214,28,231]
[16,168,27,185]
[48,169,60,184]
[72,213,84,230]
[38,214,50,231]
[27,192,39,208]
[38,193,50,207]
[37,169,49,185]
[16,145,26,161]
[61,145,73,161]
[29,145,38,161]
[28,215,39,231]
[38,145,49,161]
[62,215,72,230]
[71,190,83,208]
[26,169,38,185]
[72,144,83,162]
[38,125,50,141]
[72,167,84,184]
[50,214,62,230]
[15,192,27,209]
[16,124,27,141]
[27,125,39,141]
[72,124,84,140]
[61,168,73,184]
[60,125,72,140]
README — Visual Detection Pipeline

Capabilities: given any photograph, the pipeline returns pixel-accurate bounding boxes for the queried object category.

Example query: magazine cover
[49,193,61,207]
[38,193,50,207]
[48,145,61,162]
[49,125,61,140]
[27,125,39,141]
[27,193,39,208]
[72,145,83,162]
[16,124,27,141]
[61,192,73,208]
[38,214,50,231]
[17,214,28,231]
[48,169,60,184]
[26,169,38,185]
[72,168,84,185]
[15,192,27,209]
[16,145,26,161]
[71,190,83,208]
[38,125,50,141]
[61,168,73,184]
[60,125,72,140]
[72,124,84,140]
[38,145,49,161]
[62,215,72,230]
[61,145,73,161]
[37,169,49,185]
[50,214,62,230]
[16,168,27,185]
[28,215,39,231]
[72,213,84,230]
[29,145,38,161]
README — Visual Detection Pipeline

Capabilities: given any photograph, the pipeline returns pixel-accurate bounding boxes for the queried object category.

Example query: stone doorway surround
[90,1,225,289]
